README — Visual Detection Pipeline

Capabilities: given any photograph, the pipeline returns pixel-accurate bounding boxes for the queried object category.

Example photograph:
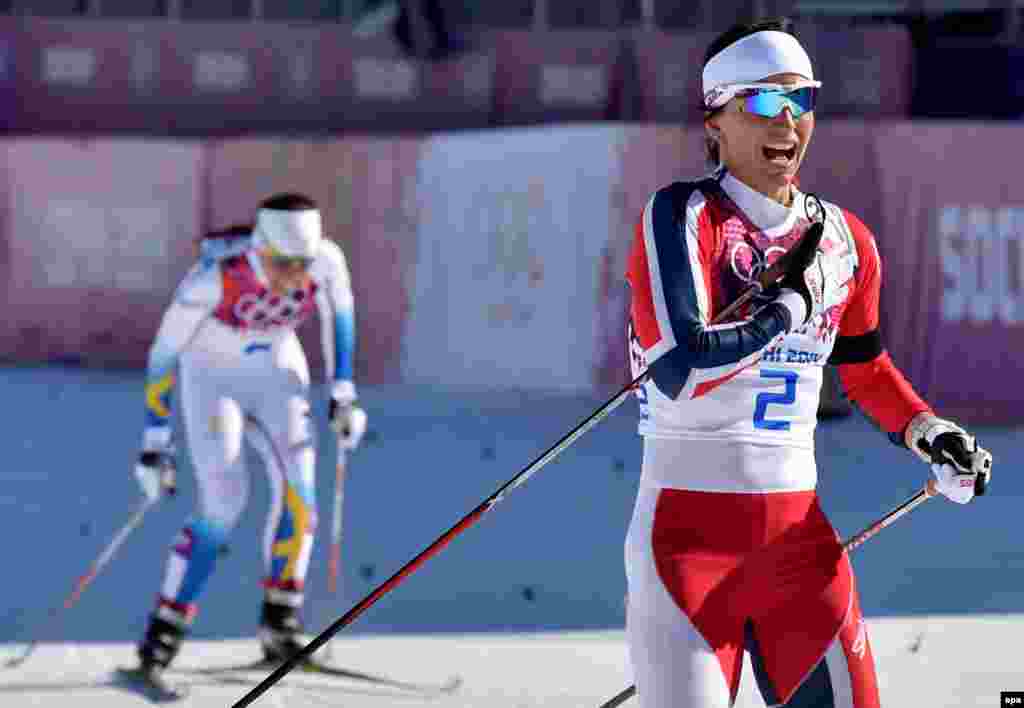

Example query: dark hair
[259,193,317,211]
[193,223,252,257]
[206,224,252,238]
[702,17,799,167]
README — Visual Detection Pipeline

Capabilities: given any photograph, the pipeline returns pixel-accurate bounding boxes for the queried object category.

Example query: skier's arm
[828,211,931,435]
[627,183,808,400]
[832,210,993,501]
[313,241,366,451]
[142,265,220,450]
[313,241,357,406]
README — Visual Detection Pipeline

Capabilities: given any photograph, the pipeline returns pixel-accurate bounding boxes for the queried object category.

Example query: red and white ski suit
[624,170,931,707]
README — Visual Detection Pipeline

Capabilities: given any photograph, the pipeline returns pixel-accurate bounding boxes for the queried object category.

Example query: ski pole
[327,452,347,596]
[231,210,828,708]
[323,450,348,662]
[842,478,938,551]
[5,494,162,668]
[597,478,941,708]
[231,373,642,708]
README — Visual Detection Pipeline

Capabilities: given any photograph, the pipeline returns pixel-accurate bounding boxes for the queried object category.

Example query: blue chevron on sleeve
[333,309,355,381]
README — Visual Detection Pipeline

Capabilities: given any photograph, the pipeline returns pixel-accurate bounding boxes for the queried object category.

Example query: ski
[113,666,191,703]
[175,657,462,696]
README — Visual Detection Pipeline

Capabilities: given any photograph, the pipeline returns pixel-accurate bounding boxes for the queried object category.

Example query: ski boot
[259,595,310,666]
[117,604,191,702]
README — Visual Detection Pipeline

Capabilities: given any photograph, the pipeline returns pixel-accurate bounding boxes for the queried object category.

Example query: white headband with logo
[702,31,816,109]
[254,208,323,259]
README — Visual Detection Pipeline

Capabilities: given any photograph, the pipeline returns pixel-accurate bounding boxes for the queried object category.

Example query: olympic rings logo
[232,289,311,330]
[729,242,787,286]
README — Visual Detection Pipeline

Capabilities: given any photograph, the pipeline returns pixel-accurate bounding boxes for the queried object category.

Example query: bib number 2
[753,369,798,431]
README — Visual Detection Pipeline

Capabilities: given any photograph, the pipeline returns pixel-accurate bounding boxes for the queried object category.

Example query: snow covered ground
[1,615,1022,707]
[0,365,1021,706]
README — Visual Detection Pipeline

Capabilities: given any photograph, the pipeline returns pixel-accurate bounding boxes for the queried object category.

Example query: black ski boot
[116,608,190,702]
[259,598,308,665]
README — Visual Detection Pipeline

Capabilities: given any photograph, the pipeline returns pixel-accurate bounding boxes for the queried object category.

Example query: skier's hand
[330,399,367,451]
[134,427,177,502]
[905,413,992,504]
[776,239,849,327]
[134,450,176,503]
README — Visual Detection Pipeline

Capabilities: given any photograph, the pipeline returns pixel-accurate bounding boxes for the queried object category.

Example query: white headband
[702,31,815,104]
[254,207,323,259]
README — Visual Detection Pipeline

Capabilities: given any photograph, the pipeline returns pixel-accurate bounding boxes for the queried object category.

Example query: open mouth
[763,144,797,165]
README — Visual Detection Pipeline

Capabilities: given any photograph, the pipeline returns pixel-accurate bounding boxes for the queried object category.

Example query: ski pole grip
[757,220,825,291]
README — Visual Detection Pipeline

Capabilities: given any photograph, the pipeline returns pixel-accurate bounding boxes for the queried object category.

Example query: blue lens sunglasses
[705,81,822,119]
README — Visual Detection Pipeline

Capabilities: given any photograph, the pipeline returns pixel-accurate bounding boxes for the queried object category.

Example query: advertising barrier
[0,17,494,136]
[873,123,1024,422]
[487,29,624,126]
[0,139,202,366]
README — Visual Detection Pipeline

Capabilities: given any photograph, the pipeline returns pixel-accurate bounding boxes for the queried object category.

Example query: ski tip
[3,657,26,669]
[2,643,34,669]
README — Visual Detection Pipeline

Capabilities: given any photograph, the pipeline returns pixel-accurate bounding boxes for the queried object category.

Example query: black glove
[905,413,993,499]
[775,220,825,324]
[928,431,992,497]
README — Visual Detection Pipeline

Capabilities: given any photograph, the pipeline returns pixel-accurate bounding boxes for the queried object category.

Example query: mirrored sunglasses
[738,86,818,119]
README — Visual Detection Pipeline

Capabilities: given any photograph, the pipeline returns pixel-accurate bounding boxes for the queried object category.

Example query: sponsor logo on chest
[232,289,312,330]
[215,258,317,331]
[762,344,825,365]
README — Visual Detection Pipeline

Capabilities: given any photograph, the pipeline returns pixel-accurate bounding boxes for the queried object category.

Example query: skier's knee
[182,517,231,563]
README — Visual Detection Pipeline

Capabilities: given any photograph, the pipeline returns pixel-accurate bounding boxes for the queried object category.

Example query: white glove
[329,399,368,451]
[905,413,993,504]
[134,427,177,502]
